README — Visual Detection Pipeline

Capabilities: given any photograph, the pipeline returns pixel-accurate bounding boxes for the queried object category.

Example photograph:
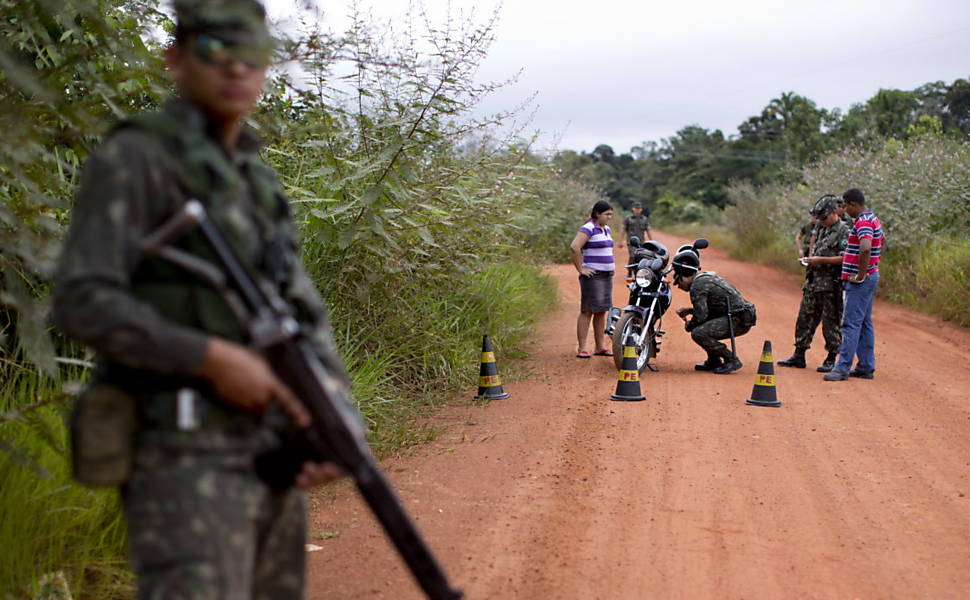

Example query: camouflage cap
[812,194,840,219]
[174,0,271,50]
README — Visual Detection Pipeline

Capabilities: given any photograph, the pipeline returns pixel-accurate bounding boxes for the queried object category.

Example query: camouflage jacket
[804,220,850,292]
[685,271,755,331]
[798,221,814,256]
[623,214,650,241]
[53,98,346,428]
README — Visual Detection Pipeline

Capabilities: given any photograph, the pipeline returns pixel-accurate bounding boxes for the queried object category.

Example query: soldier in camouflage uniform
[796,212,817,259]
[672,250,757,375]
[777,195,850,372]
[53,1,342,598]
[620,202,652,279]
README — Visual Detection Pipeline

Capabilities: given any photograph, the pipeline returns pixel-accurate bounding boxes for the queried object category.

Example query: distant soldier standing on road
[778,195,850,372]
[53,1,342,597]
[620,202,652,280]
[672,250,757,375]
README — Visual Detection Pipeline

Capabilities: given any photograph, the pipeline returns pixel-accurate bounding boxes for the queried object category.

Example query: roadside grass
[333,261,556,456]
[883,237,970,328]
[0,366,132,599]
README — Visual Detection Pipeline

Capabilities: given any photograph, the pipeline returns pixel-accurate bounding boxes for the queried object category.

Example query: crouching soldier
[672,249,757,375]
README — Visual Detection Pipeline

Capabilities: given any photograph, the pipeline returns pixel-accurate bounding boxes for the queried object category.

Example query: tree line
[554,80,970,216]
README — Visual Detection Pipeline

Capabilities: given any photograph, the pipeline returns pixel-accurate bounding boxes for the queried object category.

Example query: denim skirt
[579,270,613,313]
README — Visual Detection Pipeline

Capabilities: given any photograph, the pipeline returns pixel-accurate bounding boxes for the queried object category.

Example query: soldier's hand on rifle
[200,337,311,428]
[295,461,344,489]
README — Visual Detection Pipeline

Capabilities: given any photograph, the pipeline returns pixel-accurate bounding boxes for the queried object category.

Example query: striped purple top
[579,220,615,272]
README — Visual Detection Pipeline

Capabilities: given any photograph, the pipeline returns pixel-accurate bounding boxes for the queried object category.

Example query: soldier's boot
[777,348,807,369]
[694,353,722,372]
[713,350,742,375]
[816,352,838,373]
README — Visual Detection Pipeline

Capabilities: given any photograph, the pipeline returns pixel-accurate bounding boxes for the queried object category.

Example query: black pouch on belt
[69,382,136,487]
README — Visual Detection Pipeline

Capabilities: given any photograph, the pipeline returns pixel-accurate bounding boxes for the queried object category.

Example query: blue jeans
[835,271,879,373]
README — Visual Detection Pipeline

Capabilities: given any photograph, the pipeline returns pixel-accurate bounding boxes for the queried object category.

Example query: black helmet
[634,240,669,267]
[671,249,700,280]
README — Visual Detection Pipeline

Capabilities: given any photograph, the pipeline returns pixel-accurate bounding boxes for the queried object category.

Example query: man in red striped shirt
[823,188,884,381]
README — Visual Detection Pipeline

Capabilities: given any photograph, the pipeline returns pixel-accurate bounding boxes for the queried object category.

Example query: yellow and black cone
[475,335,510,401]
[610,335,646,402]
[746,340,781,407]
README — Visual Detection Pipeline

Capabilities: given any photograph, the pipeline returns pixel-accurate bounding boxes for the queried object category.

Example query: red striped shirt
[841,210,884,279]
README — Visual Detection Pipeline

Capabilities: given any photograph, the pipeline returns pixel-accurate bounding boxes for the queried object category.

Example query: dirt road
[307,231,970,599]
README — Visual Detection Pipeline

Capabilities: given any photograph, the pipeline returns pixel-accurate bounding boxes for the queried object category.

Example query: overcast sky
[264,0,970,154]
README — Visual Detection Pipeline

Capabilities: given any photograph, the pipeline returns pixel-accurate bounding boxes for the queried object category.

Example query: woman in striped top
[569,200,615,358]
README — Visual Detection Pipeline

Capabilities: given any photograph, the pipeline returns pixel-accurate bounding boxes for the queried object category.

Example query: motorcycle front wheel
[611,312,657,372]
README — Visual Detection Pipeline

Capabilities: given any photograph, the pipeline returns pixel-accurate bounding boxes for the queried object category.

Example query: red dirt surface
[306,231,970,599]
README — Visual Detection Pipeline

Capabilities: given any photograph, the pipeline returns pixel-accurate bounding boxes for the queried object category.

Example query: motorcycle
[605,237,709,372]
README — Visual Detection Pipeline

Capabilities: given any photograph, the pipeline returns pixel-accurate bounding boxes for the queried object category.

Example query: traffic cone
[746,340,781,407]
[475,335,510,400]
[610,335,646,402]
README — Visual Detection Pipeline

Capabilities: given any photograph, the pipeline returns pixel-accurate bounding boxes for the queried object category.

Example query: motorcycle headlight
[635,268,654,287]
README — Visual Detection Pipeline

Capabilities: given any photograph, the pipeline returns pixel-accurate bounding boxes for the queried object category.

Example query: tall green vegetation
[0,0,599,595]
[725,130,970,326]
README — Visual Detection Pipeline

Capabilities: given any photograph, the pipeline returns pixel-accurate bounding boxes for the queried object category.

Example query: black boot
[816,352,838,373]
[713,356,742,374]
[777,349,806,368]
[694,353,722,371]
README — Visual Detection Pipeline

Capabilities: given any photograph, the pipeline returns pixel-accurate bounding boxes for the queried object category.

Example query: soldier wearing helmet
[672,250,757,375]
[777,194,850,372]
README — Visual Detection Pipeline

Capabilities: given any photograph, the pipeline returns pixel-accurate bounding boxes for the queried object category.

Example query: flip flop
[593,349,613,357]
[576,350,591,358]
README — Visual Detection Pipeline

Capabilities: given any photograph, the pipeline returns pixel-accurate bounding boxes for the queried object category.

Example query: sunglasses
[194,34,269,69]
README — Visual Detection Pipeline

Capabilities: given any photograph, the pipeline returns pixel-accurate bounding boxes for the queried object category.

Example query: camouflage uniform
[623,212,651,272]
[52,4,343,598]
[792,218,850,354]
[685,272,757,360]
[798,220,814,256]
[623,213,650,243]
[840,212,855,229]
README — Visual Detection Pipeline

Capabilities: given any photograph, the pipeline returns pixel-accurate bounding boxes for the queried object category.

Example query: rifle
[142,200,463,600]
[726,296,737,362]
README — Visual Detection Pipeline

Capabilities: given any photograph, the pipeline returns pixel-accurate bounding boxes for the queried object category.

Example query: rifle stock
[145,200,463,600]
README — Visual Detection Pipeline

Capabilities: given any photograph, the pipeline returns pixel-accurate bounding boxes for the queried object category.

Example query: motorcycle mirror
[693,238,709,250]
[628,236,641,248]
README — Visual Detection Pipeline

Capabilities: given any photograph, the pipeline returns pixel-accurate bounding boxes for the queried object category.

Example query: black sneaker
[713,358,742,374]
[777,354,806,368]
[849,369,874,379]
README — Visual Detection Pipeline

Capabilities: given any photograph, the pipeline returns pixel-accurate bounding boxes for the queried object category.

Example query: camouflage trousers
[690,315,752,360]
[792,288,843,354]
[123,430,306,600]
